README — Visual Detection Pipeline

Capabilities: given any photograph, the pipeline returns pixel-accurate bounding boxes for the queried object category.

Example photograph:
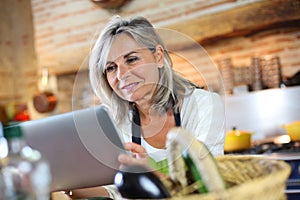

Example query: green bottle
[1,123,51,200]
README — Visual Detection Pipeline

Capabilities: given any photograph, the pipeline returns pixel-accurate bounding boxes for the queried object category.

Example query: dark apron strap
[174,107,181,127]
[132,108,141,145]
[132,108,181,145]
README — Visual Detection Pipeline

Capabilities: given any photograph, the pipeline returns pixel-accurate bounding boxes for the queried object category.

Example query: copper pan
[33,91,57,113]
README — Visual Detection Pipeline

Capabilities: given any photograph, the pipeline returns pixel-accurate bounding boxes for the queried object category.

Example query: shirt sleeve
[181,89,226,156]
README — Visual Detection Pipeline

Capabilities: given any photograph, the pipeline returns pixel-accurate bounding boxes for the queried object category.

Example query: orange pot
[224,128,253,152]
[281,121,300,142]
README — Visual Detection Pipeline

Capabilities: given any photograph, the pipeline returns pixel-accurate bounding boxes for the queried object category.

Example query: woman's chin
[128,95,139,103]
[124,89,152,104]
[127,93,146,104]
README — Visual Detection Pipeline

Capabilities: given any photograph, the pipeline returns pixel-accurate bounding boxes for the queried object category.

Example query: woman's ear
[155,45,164,68]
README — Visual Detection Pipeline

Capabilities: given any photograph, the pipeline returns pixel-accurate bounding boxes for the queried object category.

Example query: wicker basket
[171,155,291,200]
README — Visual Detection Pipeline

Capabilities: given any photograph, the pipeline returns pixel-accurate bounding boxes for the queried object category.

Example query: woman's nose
[117,63,129,80]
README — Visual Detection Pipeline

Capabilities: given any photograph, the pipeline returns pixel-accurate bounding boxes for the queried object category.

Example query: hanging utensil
[33,68,57,113]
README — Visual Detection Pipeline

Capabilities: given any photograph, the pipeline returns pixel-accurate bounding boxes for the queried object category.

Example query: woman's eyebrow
[106,50,139,65]
[123,51,138,58]
[105,61,114,67]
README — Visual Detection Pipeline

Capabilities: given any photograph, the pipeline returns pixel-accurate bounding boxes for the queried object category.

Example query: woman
[69,15,225,199]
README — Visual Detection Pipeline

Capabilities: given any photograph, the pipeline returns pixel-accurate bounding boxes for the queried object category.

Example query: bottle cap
[3,123,23,139]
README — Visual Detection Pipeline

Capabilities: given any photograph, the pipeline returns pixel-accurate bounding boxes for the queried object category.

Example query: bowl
[281,121,300,141]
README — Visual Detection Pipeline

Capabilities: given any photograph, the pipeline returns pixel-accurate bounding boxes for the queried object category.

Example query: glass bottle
[1,123,51,200]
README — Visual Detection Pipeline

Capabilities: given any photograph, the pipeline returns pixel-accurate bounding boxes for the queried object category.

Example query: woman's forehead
[107,33,144,61]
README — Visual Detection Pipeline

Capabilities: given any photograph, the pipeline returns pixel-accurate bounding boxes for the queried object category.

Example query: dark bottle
[114,165,171,199]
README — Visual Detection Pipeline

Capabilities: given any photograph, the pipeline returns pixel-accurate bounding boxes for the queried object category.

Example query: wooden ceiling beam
[165,0,300,47]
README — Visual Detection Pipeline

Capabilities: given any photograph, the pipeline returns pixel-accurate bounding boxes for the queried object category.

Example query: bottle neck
[6,137,26,155]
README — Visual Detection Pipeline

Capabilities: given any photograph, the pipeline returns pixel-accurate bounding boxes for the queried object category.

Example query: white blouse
[117,88,226,161]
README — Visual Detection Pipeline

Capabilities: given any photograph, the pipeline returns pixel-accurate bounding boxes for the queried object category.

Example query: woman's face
[105,33,164,105]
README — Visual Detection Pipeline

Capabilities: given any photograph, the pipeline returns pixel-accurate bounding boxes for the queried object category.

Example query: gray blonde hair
[89,15,197,124]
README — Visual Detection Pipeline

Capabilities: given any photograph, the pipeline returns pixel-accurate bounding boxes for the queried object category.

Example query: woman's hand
[118,142,169,181]
[118,142,149,169]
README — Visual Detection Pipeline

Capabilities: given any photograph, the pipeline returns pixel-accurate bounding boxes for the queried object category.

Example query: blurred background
[0,0,299,132]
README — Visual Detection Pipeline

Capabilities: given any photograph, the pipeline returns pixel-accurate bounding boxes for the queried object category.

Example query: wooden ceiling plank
[165,0,300,46]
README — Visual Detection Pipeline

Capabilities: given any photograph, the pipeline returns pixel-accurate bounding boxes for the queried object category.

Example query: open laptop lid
[21,104,126,192]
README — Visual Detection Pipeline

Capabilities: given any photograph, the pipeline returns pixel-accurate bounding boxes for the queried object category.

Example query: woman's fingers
[118,153,148,167]
[124,142,147,154]
[118,142,149,169]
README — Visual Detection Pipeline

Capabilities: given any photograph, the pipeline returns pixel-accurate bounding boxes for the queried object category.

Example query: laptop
[20,104,126,192]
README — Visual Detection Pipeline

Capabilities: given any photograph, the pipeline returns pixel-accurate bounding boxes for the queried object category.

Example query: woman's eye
[126,56,139,64]
[106,64,117,73]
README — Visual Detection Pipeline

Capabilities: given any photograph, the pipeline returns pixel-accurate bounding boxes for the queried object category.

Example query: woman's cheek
[108,77,127,100]
[107,77,118,90]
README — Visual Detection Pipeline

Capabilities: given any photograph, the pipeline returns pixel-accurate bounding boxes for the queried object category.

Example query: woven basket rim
[171,154,291,200]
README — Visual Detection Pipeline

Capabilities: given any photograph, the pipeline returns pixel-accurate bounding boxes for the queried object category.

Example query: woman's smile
[120,81,140,93]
